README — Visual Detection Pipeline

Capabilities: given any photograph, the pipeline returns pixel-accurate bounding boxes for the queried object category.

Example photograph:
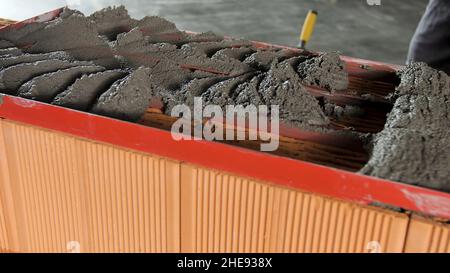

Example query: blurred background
[0,0,428,64]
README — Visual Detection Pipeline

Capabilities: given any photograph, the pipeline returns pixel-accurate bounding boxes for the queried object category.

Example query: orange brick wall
[0,119,180,252]
[180,164,408,253]
[0,119,448,253]
[404,216,450,253]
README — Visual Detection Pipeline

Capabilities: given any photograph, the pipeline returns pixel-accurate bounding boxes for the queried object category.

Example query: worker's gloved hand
[407,0,450,75]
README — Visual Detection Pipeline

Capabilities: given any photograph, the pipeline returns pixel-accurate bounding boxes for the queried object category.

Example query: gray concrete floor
[0,0,428,64]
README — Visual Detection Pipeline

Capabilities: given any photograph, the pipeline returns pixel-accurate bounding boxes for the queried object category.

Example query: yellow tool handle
[299,10,318,49]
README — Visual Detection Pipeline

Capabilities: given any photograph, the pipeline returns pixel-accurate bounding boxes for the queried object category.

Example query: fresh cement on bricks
[91,67,166,121]
[161,58,329,128]
[0,5,343,128]
[361,62,450,191]
[53,69,128,111]
[0,8,119,69]
[0,59,95,94]
[88,5,137,40]
[2,6,447,191]
[297,52,349,92]
[244,48,299,71]
[113,28,253,76]
[0,51,73,69]
[18,65,105,102]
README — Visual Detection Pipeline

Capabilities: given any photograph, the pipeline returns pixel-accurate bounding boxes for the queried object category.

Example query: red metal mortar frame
[0,8,449,220]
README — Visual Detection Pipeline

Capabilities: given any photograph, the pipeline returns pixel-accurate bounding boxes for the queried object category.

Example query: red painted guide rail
[1,9,449,220]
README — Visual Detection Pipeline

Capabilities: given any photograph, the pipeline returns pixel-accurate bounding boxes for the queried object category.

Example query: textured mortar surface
[53,69,128,110]
[361,62,450,191]
[0,51,73,69]
[0,59,93,94]
[1,5,449,192]
[91,67,165,121]
[18,65,105,102]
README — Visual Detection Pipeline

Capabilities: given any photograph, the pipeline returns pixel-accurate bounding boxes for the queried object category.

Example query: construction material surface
[0,7,349,132]
[53,69,128,111]
[1,7,450,255]
[361,63,450,191]
[0,118,436,253]
[0,6,449,194]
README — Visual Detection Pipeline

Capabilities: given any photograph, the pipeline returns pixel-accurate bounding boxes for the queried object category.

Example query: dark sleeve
[407,0,450,74]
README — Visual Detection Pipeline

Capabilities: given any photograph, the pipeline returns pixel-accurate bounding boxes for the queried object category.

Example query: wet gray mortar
[360,62,450,192]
